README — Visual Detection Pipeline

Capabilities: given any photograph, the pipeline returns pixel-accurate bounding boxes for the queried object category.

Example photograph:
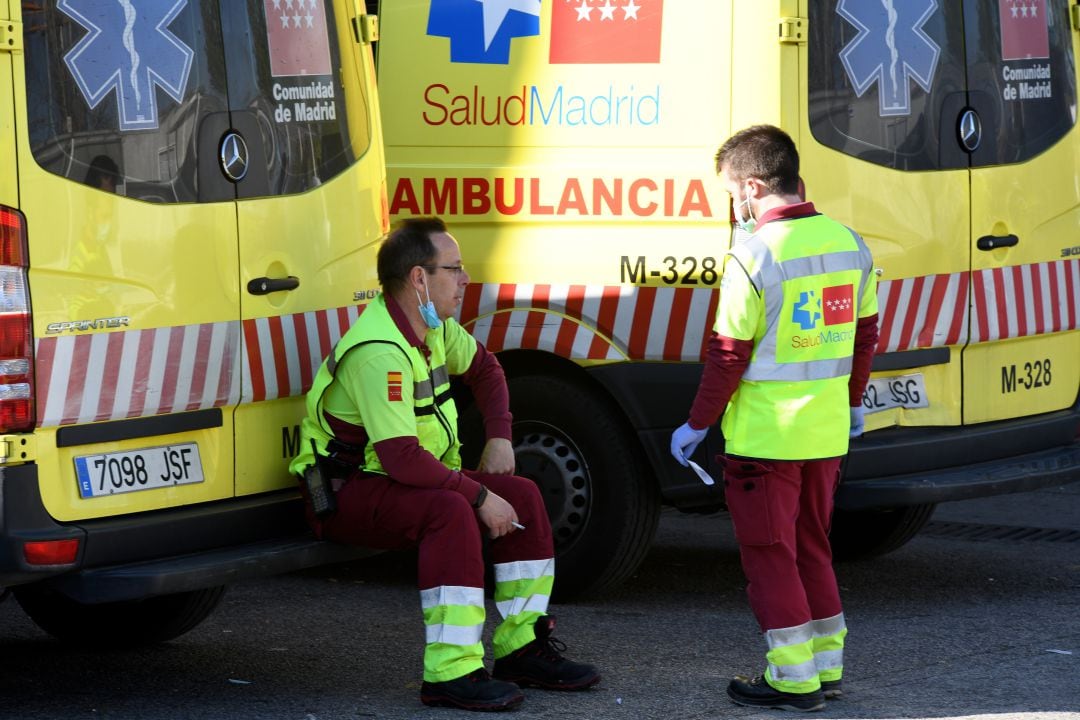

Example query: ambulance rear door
[803,0,972,430]
[960,0,1080,425]
[226,0,385,496]
[17,1,242,522]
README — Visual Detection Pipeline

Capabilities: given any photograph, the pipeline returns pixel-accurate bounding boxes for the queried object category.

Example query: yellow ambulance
[377,0,1080,598]
[0,1,385,643]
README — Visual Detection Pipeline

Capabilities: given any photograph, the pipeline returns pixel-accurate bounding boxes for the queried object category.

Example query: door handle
[247,276,300,295]
[976,234,1019,251]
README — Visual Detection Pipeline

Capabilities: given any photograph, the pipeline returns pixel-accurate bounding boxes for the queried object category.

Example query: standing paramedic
[670,125,879,712]
[290,217,600,712]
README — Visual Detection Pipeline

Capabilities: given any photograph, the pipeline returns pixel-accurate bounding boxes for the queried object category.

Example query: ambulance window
[807,1,968,171]
[21,2,231,203]
[963,0,1076,167]
[219,0,370,197]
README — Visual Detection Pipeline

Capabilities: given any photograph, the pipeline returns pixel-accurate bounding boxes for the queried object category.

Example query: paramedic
[670,126,879,712]
[290,217,600,712]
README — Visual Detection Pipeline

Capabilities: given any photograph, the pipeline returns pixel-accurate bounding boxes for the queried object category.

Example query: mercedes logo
[219,131,249,182]
[958,109,982,153]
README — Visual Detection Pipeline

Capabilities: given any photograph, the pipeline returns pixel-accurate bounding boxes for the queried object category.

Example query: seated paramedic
[289,217,600,712]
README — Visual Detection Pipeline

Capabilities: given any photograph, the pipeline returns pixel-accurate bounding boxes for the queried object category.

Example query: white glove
[850,406,865,438]
[670,422,709,467]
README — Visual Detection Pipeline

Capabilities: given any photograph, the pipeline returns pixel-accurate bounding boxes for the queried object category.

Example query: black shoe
[821,679,843,699]
[493,615,601,690]
[420,668,524,712]
[727,675,825,712]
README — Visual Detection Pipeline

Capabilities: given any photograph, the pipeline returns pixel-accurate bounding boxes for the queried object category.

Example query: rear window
[808,0,1076,170]
[21,0,370,203]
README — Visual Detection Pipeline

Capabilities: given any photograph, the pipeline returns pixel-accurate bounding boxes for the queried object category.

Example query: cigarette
[511,521,526,530]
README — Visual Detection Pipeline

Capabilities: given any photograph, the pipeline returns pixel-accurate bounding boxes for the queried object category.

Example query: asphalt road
[1,483,1078,720]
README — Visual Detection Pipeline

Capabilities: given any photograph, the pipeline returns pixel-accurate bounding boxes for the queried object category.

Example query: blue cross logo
[428,0,541,65]
[837,0,941,117]
[59,0,194,132]
[792,291,822,331]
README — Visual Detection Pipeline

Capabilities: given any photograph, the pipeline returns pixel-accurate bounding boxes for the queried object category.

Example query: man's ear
[408,265,427,292]
[746,177,767,199]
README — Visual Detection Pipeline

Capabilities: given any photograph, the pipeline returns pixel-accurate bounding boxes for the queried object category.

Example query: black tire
[466,374,660,601]
[14,584,226,647]
[829,503,936,560]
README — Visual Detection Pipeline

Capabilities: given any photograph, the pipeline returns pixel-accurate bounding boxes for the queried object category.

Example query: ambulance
[0,1,386,643]
[377,0,1080,598]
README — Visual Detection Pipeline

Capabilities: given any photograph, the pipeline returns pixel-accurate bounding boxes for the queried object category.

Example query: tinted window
[23,1,230,203]
[809,0,1076,170]
[964,0,1076,166]
[808,1,967,171]
[220,1,369,198]
[23,0,371,203]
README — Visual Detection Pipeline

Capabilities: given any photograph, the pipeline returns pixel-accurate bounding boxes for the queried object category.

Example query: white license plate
[861,372,929,414]
[75,443,204,498]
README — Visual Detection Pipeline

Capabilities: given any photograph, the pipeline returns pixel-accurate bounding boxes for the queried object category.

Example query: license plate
[861,372,929,415]
[74,443,204,498]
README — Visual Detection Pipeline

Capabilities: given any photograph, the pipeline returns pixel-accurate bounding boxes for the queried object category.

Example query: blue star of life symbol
[792,290,821,331]
[428,0,541,65]
[59,0,194,132]
[837,0,941,117]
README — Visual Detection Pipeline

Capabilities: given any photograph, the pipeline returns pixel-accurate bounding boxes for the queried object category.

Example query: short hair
[714,125,800,196]
[376,217,447,294]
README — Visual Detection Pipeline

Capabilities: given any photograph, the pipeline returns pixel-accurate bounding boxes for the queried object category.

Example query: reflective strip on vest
[741,226,873,383]
[764,621,821,692]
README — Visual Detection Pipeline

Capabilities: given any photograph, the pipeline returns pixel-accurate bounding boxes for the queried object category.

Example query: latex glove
[850,406,865,438]
[670,422,709,467]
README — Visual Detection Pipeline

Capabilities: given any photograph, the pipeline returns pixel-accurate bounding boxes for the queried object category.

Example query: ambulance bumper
[0,465,369,600]
[838,406,1080,510]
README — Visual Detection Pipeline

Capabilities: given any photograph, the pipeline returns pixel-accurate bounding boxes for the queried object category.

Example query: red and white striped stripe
[878,259,1080,353]
[241,305,364,402]
[456,283,719,362]
[32,259,1080,428]
[36,321,242,428]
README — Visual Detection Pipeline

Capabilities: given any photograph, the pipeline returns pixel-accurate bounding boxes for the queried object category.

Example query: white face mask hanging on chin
[732,183,756,235]
[415,278,442,330]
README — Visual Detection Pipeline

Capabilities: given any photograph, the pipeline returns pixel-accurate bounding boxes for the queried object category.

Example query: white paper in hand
[687,459,716,486]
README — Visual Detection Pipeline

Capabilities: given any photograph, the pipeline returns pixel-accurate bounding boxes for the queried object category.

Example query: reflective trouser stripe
[420,585,486,682]
[492,558,554,659]
[812,613,847,682]
[765,622,821,694]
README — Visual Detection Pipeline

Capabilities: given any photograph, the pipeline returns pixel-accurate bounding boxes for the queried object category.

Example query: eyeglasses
[423,264,466,276]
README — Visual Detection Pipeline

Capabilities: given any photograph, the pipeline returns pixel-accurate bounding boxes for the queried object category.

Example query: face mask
[733,184,756,234]
[416,281,443,330]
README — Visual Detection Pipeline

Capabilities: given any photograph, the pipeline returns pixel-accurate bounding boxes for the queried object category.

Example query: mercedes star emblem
[220,131,249,182]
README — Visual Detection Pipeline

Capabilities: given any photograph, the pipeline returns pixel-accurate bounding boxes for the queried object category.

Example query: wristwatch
[472,485,488,509]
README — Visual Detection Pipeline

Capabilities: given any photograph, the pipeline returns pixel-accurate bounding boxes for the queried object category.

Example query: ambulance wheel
[498,374,659,600]
[829,503,936,560]
[15,584,226,647]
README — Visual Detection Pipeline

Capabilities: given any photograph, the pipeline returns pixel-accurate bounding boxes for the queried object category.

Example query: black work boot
[492,615,601,690]
[420,668,524,712]
[821,679,843,698]
[727,675,826,712]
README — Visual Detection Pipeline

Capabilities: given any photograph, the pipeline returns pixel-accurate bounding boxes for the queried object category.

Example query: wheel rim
[513,420,592,552]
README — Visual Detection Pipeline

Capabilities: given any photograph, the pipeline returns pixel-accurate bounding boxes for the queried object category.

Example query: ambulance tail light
[0,206,34,433]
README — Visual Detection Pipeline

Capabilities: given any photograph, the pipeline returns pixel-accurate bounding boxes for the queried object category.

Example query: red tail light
[24,539,80,565]
[0,206,34,432]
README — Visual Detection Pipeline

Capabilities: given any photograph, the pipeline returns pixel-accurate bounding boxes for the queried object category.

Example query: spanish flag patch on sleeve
[387,371,403,401]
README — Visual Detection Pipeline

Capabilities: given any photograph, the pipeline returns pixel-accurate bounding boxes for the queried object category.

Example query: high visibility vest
[289,294,463,476]
[720,214,875,460]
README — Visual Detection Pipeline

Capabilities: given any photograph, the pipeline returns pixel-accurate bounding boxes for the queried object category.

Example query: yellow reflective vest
[716,214,878,459]
[289,294,472,476]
